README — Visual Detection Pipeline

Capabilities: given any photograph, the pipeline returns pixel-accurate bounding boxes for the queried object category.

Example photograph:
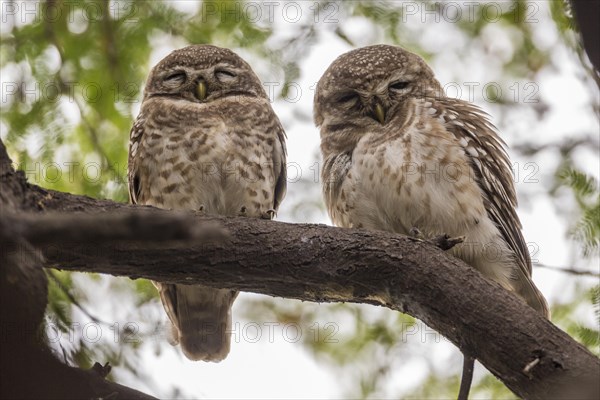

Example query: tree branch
[1,140,159,398]
[1,140,598,399]
[6,191,599,399]
[1,210,227,245]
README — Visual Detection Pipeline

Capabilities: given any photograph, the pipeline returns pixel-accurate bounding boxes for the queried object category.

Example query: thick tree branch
[1,140,599,399]
[1,211,227,245]
[0,229,157,399]
[1,141,157,399]
[6,190,599,399]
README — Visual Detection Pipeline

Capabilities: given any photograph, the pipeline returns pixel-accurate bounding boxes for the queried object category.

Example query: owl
[314,44,548,318]
[128,45,287,361]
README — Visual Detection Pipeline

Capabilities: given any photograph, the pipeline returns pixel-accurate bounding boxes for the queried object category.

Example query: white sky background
[2,1,599,398]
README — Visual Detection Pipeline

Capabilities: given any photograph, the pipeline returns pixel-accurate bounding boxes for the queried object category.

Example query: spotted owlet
[128,45,287,361]
[314,44,548,318]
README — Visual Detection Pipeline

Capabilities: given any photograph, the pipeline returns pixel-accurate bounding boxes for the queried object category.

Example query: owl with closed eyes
[314,44,548,318]
[128,44,287,361]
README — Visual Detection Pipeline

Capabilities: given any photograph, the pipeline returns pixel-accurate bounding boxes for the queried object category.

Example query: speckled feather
[128,45,287,361]
[315,45,548,317]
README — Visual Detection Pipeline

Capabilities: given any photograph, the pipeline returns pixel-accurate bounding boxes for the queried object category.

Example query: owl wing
[127,112,181,342]
[271,119,287,212]
[321,151,352,213]
[439,99,548,317]
[127,113,145,205]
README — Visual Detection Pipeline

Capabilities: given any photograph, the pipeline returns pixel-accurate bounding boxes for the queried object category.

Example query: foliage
[559,168,600,256]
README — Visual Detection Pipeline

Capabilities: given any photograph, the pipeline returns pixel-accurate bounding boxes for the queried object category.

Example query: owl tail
[156,283,238,361]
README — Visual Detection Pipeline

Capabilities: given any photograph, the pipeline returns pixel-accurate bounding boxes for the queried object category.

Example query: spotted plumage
[128,45,287,361]
[315,45,548,317]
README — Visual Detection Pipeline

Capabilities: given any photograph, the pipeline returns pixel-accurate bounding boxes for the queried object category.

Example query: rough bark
[1,139,599,399]
[0,141,157,399]
[572,0,600,73]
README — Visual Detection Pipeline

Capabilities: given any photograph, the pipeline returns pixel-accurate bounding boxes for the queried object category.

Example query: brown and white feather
[128,45,286,361]
[315,45,548,317]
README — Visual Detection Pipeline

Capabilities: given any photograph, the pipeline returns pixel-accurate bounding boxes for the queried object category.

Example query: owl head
[144,44,267,103]
[314,45,443,132]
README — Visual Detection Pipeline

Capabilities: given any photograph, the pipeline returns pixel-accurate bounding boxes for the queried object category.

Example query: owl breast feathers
[128,45,287,361]
[314,44,548,317]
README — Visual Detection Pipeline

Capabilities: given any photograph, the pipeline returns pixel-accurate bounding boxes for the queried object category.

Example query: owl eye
[337,92,358,104]
[164,71,186,85]
[389,81,409,91]
[215,70,236,82]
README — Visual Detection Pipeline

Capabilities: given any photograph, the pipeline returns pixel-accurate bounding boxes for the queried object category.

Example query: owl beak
[373,102,386,125]
[196,80,207,101]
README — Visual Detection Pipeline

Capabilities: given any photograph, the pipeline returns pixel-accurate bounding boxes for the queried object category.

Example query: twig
[513,137,599,157]
[458,355,475,400]
[78,362,157,399]
[535,263,599,278]
[47,270,111,325]
[72,95,121,177]
[523,357,540,378]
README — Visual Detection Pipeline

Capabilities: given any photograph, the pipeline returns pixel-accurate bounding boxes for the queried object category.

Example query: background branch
[535,263,600,278]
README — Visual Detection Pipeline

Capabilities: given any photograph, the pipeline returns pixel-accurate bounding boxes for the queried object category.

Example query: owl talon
[198,205,206,215]
[409,227,425,241]
[238,206,247,217]
[429,234,465,251]
[261,209,276,220]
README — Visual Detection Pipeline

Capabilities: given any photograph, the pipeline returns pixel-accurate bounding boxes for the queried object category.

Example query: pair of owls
[128,44,548,362]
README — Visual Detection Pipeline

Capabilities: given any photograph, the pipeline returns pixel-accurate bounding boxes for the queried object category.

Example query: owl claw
[238,206,247,217]
[198,205,206,215]
[409,227,425,241]
[261,209,276,220]
[429,234,465,251]
[409,228,464,250]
